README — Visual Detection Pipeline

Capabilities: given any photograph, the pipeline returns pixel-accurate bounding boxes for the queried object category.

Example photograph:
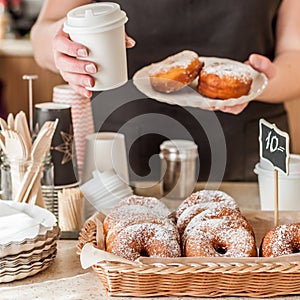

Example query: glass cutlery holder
[0,154,54,211]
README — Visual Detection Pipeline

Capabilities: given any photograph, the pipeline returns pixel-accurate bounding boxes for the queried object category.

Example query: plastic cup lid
[64,2,127,34]
[35,102,71,110]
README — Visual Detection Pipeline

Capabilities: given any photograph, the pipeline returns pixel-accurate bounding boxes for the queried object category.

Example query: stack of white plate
[0,201,60,283]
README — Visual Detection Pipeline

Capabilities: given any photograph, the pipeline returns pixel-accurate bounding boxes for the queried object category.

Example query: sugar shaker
[160,139,198,200]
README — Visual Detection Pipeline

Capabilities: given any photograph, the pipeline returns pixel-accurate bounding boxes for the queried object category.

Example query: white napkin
[0,202,40,245]
[80,243,137,269]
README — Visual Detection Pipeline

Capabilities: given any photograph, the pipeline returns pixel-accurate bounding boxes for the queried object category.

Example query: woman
[30,0,300,182]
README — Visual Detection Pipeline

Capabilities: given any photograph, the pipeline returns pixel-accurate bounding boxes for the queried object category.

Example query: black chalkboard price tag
[259,118,290,226]
[259,119,290,175]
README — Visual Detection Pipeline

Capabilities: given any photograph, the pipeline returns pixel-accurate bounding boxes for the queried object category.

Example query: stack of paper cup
[53,84,95,179]
[81,132,130,219]
[80,170,133,215]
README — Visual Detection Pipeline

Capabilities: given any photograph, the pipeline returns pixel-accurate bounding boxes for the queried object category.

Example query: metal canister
[160,139,198,200]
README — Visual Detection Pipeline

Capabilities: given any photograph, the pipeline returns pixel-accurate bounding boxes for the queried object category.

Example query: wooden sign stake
[274,169,279,226]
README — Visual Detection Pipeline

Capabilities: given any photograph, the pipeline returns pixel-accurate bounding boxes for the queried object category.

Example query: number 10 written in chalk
[259,119,290,175]
[265,131,286,153]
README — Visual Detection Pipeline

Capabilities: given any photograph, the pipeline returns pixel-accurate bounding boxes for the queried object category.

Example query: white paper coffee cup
[254,154,300,210]
[63,2,128,91]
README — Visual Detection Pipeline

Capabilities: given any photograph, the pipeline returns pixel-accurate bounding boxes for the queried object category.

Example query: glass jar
[0,153,54,211]
[0,155,27,200]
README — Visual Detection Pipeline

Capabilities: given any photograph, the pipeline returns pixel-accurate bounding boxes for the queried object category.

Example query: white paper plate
[133,56,268,109]
[0,244,56,273]
[0,239,57,268]
[0,201,57,247]
[0,252,56,283]
[0,226,60,258]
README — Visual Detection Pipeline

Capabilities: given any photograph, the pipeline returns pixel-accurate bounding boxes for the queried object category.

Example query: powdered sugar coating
[107,223,181,261]
[149,50,199,75]
[103,204,164,235]
[117,195,171,217]
[182,207,250,245]
[261,223,300,257]
[184,217,256,257]
[177,201,240,234]
[106,214,180,246]
[202,62,252,84]
[176,190,238,219]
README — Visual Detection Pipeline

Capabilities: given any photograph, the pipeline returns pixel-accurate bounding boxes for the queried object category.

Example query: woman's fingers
[53,28,98,74]
[125,34,136,48]
[55,51,97,74]
[53,27,87,57]
[68,83,93,98]
[60,69,95,88]
[248,54,277,79]
[216,102,249,114]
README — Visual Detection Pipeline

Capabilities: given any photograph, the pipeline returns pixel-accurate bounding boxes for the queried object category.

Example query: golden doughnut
[104,196,181,261]
[261,223,300,257]
[149,50,203,93]
[197,62,253,99]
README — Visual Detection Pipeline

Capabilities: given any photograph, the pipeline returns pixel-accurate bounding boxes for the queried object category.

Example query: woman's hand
[215,54,277,115]
[52,26,136,97]
[52,27,96,97]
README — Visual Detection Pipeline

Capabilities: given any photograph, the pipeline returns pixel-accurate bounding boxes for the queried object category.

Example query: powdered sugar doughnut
[197,62,253,99]
[184,217,257,257]
[176,190,239,220]
[182,207,254,246]
[106,222,181,261]
[149,50,203,93]
[104,195,180,261]
[261,223,300,257]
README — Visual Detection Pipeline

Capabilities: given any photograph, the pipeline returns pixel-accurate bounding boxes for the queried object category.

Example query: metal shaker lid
[160,139,198,160]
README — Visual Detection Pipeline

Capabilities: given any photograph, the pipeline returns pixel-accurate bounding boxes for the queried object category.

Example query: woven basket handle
[80,243,139,269]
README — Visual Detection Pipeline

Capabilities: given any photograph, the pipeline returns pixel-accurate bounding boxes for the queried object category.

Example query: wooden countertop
[2,182,300,300]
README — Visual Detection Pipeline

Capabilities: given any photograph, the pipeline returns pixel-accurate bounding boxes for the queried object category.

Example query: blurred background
[0,0,299,155]
[5,0,44,38]
[0,0,65,122]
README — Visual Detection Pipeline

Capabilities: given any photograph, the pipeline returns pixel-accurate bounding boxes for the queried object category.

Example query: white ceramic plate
[133,56,268,109]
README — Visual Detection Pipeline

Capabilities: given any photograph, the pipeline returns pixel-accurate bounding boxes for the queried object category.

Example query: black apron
[92,0,288,182]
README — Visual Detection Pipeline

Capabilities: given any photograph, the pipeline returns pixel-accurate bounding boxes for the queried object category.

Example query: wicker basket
[79,211,300,298]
